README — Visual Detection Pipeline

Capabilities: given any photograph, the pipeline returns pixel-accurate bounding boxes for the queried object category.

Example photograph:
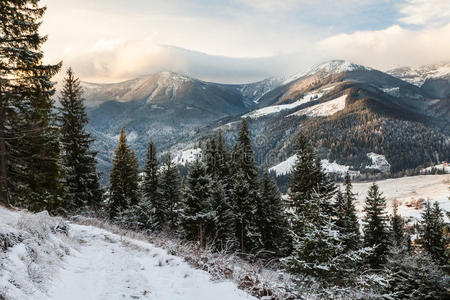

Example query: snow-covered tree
[211,177,236,251]
[108,129,139,220]
[58,68,102,212]
[420,201,447,265]
[363,183,390,269]
[258,172,289,255]
[180,158,214,247]
[160,154,181,230]
[339,172,361,251]
[384,250,449,299]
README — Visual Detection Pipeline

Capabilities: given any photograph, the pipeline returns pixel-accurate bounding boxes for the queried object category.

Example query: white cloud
[399,0,450,26]
[318,23,450,69]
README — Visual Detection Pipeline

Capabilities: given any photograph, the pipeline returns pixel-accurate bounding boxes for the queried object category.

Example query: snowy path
[35,224,256,300]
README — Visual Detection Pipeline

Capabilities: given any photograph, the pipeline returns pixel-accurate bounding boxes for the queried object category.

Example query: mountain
[387,63,450,99]
[186,60,449,178]
[84,61,450,183]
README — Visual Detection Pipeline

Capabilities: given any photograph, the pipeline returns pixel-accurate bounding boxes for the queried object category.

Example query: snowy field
[0,206,256,300]
[349,174,450,223]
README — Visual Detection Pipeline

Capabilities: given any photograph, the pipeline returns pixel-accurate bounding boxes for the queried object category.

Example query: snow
[366,153,390,173]
[268,155,356,176]
[307,60,372,75]
[387,63,450,86]
[349,174,450,223]
[172,148,202,165]
[0,206,257,300]
[242,90,326,119]
[422,163,450,174]
[287,94,347,117]
[380,87,400,97]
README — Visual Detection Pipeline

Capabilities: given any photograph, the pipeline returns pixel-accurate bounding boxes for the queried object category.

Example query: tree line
[110,116,449,297]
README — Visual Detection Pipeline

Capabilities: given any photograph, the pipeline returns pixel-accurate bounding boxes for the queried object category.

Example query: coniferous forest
[0,1,449,299]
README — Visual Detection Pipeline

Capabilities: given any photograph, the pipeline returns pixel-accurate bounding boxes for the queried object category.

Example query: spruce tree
[58,68,102,212]
[363,183,390,269]
[0,0,62,211]
[340,172,361,251]
[258,172,288,255]
[384,251,449,299]
[108,129,139,220]
[142,140,165,230]
[180,158,214,247]
[211,177,236,251]
[160,154,181,230]
[420,201,447,265]
[231,119,262,253]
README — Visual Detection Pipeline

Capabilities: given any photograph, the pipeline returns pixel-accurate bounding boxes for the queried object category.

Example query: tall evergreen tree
[0,0,62,211]
[58,68,102,212]
[142,140,165,230]
[340,172,361,251]
[108,129,139,220]
[363,183,390,269]
[211,177,236,251]
[181,158,214,247]
[420,201,447,265]
[257,172,289,255]
[231,119,262,253]
[160,154,181,230]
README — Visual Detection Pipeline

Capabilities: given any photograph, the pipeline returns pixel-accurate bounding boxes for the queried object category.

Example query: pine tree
[142,140,164,230]
[211,177,236,251]
[258,172,288,255]
[340,172,361,251]
[0,0,62,211]
[58,68,102,212]
[108,129,139,220]
[363,183,390,269]
[231,119,262,253]
[384,250,449,299]
[420,201,447,265]
[180,158,214,247]
[231,169,260,253]
[160,154,181,230]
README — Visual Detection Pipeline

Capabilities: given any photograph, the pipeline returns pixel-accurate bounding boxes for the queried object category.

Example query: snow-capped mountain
[84,60,450,183]
[387,63,450,87]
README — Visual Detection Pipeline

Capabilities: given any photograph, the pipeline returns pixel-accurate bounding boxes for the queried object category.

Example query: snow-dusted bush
[0,208,77,300]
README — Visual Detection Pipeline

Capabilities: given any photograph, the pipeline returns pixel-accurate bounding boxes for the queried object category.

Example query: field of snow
[242,90,325,119]
[349,174,450,223]
[269,154,354,176]
[0,206,256,300]
[172,148,202,165]
[288,95,347,117]
[422,163,450,174]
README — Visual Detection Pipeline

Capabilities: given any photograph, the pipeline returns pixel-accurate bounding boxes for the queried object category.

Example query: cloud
[318,23,450,69]
[399,0,450,26]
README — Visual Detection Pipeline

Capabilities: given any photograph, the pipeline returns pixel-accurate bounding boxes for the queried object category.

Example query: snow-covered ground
[0,206,256,300]
[349,174,450,223]
[172,148,202,165]
[269,154,355,176]
[422,163,450,174]
[242,89,326,119]
[287,95,347,117]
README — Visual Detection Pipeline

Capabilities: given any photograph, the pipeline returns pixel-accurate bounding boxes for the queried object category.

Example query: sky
[40,0,450,83]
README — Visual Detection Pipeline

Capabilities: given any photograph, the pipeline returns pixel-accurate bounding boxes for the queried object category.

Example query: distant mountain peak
[308,60,372,75]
